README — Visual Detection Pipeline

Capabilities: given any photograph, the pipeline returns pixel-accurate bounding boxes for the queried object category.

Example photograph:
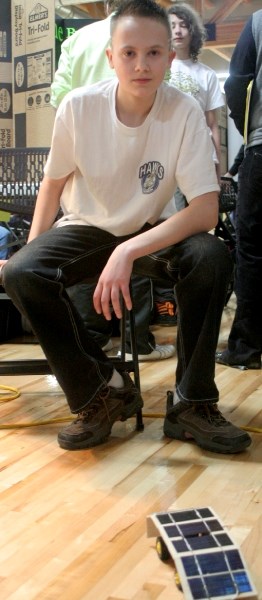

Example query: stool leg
[120,300,126,358]
[128,306,144,431]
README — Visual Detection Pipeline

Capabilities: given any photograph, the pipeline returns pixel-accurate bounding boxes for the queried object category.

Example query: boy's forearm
[94,192,219,320]
[28,175,67,243]
[119,192,219,262]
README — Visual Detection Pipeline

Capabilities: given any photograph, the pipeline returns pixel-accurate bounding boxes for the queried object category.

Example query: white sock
[173,389,180,406]
[108,369,124,389]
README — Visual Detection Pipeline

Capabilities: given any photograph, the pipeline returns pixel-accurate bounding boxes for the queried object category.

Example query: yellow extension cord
[0,384,261,433]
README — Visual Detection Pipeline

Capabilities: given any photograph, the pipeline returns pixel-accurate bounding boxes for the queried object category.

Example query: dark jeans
[226,145,262,362]
[153,281,176,305]
[3,225,232,413]
[153,187,188,305]
[67,275,155,354]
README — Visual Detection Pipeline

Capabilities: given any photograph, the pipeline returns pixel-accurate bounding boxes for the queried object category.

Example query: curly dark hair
[168,2,207,62]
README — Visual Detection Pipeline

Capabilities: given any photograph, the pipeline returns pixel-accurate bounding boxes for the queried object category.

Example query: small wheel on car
[156,536,170,561]
[174,564,183,591]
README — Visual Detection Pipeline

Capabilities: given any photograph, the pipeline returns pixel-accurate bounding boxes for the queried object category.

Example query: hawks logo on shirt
[139,161,164,194]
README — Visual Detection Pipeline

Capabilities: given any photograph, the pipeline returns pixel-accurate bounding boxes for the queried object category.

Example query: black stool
[0,299,144,431]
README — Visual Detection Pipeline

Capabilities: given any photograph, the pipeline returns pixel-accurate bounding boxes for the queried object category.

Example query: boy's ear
[106,47,114,68]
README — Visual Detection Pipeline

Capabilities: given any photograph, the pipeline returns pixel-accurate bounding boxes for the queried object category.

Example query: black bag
[219,177,238,213]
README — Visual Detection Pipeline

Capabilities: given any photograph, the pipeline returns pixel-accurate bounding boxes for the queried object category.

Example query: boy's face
[169,14,191,53]
[106,16,174,100]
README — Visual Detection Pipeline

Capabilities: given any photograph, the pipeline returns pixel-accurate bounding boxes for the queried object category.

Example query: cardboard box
[0,0,13,147]
[11,0,55,147]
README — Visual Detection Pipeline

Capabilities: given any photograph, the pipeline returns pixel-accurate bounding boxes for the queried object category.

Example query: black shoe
[58,372,143,450]
[163,391,251,454]
[216,350,261,370]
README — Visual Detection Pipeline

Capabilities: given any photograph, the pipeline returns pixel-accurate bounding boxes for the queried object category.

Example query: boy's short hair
[110,0,172,43]
[104,0,123,13]
[168,2,207,62]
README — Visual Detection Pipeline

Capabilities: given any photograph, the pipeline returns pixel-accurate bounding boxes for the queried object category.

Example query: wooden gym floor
[0,295,261,599]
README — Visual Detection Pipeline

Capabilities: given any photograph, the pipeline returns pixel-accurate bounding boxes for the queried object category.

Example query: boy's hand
[93,246,133,320]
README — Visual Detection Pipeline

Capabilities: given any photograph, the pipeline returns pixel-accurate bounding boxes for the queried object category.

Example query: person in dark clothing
[216,10,262,370]
[223,144,244,226]
[224,144,244,179]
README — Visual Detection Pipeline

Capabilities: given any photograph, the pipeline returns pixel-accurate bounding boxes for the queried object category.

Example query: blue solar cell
[207,519,223,532]
[157,514,172,525]
[198,508,213,518]
[198,551,227,574]
[189,535,218,551]
[171,510,198,522]
[215,533,234,546]
[188,577,206,599]
[172,539,188,553]
[226,549,244,570]
[180,522,208,537]
[234,571,252,593]
[205,573,237,595]
[182,556,199,577]
[163,524,179,538]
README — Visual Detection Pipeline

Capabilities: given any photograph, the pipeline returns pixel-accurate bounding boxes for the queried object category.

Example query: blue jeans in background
[0,225,10,260]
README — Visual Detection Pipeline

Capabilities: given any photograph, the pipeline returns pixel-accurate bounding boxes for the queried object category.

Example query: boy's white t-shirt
[169,58,224,113]
[45,78,219,237]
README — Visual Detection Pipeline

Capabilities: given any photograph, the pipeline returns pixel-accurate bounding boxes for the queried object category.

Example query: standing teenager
[217,10,262,370]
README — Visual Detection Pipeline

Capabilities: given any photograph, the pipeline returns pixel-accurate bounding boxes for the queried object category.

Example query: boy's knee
[212,235,232,267]
[191,233,233,281]
[2,255,25,294]
[202,232,231,260]
[205,236,233,285]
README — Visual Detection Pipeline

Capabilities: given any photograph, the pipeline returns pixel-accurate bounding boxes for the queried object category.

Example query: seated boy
[1,0,251,454]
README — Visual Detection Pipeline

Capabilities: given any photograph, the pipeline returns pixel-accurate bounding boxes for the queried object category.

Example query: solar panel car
[147,507,258,599]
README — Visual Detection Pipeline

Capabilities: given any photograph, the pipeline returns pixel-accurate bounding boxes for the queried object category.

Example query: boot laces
[197,403,228,426]
[75,387,111,423]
